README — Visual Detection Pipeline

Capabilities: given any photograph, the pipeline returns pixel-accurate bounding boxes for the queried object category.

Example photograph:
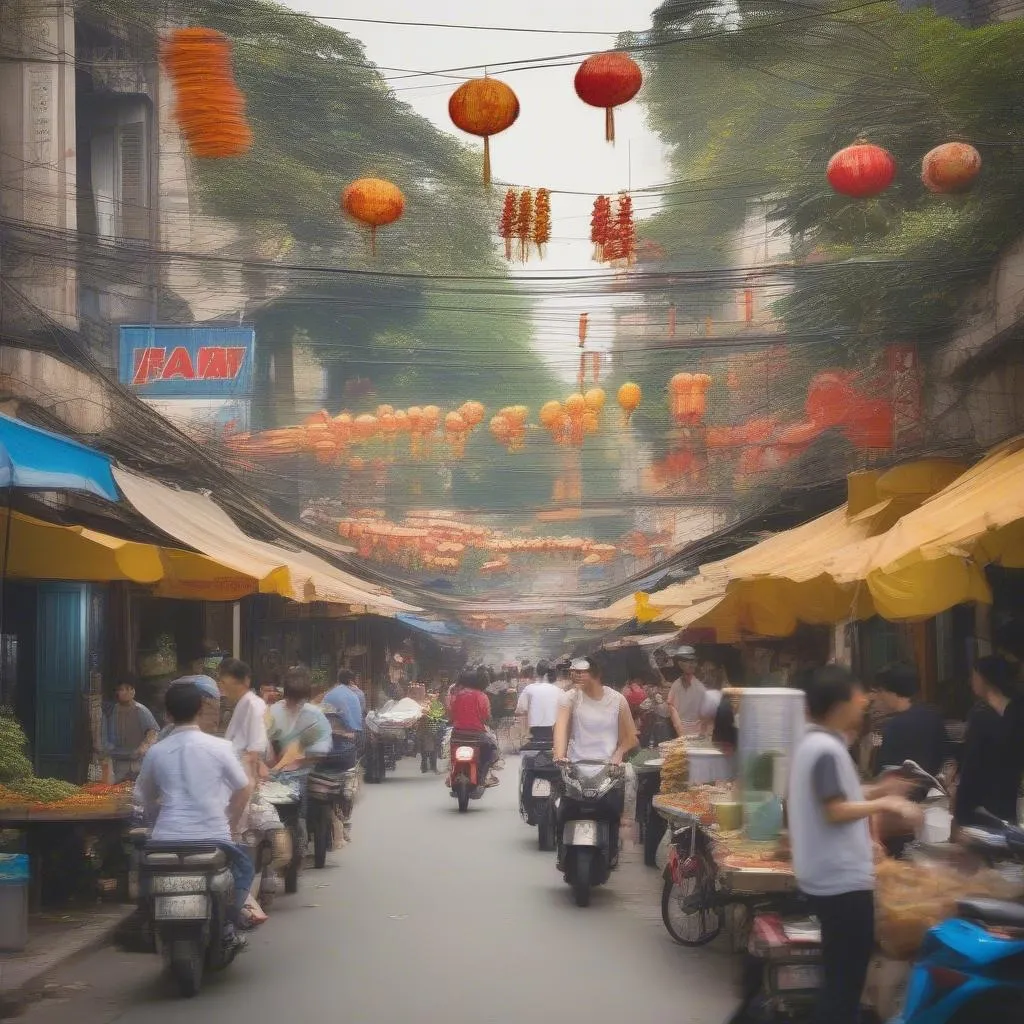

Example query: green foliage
[640,1,1024,350]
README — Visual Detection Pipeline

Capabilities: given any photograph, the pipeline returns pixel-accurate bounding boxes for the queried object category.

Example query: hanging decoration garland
[341,178,405,255]
[516,189,534,263]
[532,188,551,257]
[499,188,517,260]
[590,195,611,262]
[573,51,643,145]
[448,77,520,186]
[161,28,252,159]
[497,188,550,262]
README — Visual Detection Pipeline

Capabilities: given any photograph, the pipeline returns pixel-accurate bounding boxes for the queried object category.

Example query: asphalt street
[18,757,737,1024]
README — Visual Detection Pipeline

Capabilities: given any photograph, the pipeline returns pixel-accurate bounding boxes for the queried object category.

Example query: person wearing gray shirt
[788,666,921,1024]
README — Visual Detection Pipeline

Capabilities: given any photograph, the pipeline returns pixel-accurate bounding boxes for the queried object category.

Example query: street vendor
[101,678,158,782]
[666,646,706,736]
[789,666,922,1024]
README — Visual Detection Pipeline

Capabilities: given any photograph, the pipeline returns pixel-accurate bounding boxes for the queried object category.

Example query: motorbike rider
[449,667,500,787]
[133,681,253,949]
[516,660,561,746]
[553,655,639,864]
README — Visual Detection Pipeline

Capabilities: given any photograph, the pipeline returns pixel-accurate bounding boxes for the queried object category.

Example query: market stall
[0,710,134,910]
[363,697,424,782]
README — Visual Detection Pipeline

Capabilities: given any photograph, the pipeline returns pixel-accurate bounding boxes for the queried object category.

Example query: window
[89,106,149,242]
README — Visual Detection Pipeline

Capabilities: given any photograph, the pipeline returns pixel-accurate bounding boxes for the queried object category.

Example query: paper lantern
[805,371,856,428]
[574,52,643,144]
[540,400,563,427]
[448,77,520,185]
[460,400,486,426]
[161,28,252,159]
[342,178,405,254]
[565,393,586,416]
[826,142,896,198]
[584,388,606,412]
[617,382,641,421]
[921,142,981,194]
[353,414,378,440]
[582,411,599,435]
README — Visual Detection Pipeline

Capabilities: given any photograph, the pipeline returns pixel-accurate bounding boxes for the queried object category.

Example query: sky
[279,1,670,380]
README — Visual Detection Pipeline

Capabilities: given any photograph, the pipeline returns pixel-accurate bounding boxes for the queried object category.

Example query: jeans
[806,889,874,1024]
[218,842,255,926]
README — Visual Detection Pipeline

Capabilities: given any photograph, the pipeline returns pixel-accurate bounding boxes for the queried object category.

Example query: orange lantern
[617,381,641,422]
[393,409,410,433]
[582,411,599,435]
[539,400,562,427]
[353,413,378,441]
[564,393,586,416]
[448,77,520,185]
[460,400,486,427]
[573,51,643,144]
[584,387,606,412]
[341,178,405,254]
[921,142,982,194]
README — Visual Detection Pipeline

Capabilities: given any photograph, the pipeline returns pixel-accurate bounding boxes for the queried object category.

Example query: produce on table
[658,738,689,793]
[0,708,130,814]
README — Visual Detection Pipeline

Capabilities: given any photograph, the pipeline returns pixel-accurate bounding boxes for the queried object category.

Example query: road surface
[20,758,737,1024]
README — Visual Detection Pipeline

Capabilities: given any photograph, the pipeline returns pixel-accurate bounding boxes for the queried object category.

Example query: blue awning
[397,613,460,638]
[0,414,119,501]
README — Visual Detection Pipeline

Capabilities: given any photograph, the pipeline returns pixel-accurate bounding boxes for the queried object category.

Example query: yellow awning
[1,509,265,599]
[113,468,418,614]
[859,437,1024,619]
[590,459,968,635]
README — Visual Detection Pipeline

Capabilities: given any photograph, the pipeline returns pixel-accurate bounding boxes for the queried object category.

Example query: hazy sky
[280,1,670,378]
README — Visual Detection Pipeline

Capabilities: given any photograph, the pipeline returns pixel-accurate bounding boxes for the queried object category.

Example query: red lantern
[921,142,981,194]
[826,141,896,198]
[342,178,405,254]
[574,52,643,144]
[448,77,520,185]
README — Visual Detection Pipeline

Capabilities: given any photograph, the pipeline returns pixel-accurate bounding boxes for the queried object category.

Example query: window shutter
[117,121,147,240]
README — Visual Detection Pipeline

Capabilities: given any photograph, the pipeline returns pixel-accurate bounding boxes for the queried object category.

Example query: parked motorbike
[519,735,558,851]
[555,760,625,906]
[449,733,488,813]
[138,842,241,997]
[893,812,1024,1023]
[307,765,359,867]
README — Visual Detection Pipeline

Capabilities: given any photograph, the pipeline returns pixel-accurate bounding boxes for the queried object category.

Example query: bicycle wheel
[660,859,723,946]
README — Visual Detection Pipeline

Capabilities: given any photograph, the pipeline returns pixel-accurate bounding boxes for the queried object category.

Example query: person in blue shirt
[321,669,363,773]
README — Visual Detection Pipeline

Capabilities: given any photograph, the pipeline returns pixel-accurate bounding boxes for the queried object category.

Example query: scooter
[448,733,488,813]
[307,764,359,867]
[892,812,1024,1023]
[519,733,559,851]
[555,759,625,906]
[138,842,241,997]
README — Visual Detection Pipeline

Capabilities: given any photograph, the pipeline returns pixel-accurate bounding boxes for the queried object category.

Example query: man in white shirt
[219,658,268,785]
[516,660,561,745]
[666,646,707,736]
[134,682,254,939]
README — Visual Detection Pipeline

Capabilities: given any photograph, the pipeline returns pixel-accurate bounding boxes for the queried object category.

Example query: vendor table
[0,809,131,909]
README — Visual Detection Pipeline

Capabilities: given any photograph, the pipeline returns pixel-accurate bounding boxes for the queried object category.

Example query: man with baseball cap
[666,646,706,736]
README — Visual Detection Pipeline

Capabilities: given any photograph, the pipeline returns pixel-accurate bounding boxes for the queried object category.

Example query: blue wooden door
[35,584,87,781]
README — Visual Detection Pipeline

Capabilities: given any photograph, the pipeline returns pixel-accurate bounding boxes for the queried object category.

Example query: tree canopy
[638,0,1024,354]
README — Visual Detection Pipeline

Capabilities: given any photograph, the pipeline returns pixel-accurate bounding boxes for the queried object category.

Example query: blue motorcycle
[892,815,1024,1024]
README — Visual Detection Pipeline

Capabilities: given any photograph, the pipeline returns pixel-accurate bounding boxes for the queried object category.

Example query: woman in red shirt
[449,668,499,786]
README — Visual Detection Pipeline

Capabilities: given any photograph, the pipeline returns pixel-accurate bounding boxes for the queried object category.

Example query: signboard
[118,325,255,398]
